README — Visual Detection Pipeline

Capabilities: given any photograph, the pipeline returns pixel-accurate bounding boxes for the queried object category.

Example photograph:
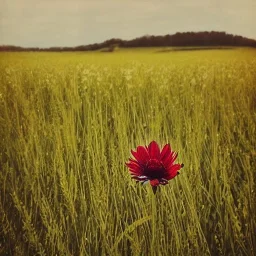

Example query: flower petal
[148,141,161,159]
[163,152,178,168]
[126,158,144,175]
[131,175,148,181]
[160,144,172,160]
[127,167,142,176]
[131,146,150,164]
[126,160,140,168]
[159,178,169,185]
[165,164,182,180]
[150,179,160,187]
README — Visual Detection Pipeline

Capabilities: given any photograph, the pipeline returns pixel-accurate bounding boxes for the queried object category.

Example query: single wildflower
[126,141,184,194]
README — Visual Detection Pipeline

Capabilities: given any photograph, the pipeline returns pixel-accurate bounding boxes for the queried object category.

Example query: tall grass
[0,49,256,255]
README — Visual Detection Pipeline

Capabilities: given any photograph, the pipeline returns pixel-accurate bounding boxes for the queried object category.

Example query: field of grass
[0,48,256,255]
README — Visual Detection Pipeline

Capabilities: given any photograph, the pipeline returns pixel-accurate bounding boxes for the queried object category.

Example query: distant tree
[108,44,119,52]
[0,31,255,52]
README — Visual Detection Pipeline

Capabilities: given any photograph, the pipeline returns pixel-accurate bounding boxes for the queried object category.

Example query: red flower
[126,141,183,193]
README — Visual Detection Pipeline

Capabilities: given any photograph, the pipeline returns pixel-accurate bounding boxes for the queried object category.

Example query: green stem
[150,187,157,256]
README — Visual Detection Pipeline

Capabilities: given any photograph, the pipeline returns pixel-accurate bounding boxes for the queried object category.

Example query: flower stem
[150,187,157,255]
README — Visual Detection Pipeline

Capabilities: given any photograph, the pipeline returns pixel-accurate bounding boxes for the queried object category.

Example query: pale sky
[0,0,255,47]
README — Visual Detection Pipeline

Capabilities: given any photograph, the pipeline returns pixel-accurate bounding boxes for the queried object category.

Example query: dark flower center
[145,159,166,178]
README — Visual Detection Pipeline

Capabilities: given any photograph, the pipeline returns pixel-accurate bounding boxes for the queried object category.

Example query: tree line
[1,31,255,52]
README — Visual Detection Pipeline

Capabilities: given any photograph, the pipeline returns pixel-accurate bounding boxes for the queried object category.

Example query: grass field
[0,48,256,255]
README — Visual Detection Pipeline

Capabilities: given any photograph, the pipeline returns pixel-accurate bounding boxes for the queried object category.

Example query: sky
[0,0,255,47]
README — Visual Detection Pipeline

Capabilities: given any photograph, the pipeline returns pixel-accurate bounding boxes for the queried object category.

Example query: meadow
[0,48,255,255]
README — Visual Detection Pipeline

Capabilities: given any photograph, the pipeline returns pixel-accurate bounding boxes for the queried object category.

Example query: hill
[1,31,256,51]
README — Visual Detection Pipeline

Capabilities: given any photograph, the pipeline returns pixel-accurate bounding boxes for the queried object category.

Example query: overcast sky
[0,0,255,47]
